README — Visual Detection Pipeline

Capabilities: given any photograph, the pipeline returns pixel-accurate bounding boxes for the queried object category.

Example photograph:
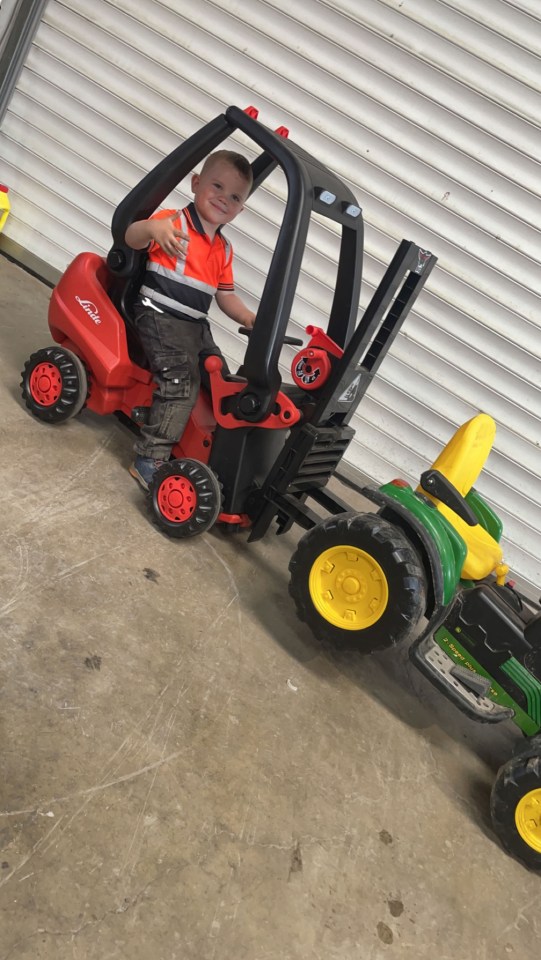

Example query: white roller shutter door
[0,0,540,587]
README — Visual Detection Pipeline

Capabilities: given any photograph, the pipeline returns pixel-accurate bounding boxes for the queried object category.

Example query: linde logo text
[75,296,102,324]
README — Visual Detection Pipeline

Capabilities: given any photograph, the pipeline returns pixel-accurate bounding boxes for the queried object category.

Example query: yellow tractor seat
[418,414,505,582]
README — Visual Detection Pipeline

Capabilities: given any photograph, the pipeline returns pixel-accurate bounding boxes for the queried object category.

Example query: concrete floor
[0,252,539,959]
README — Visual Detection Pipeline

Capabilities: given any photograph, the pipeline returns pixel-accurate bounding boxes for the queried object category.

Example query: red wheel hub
[157,475,197,522]
[291,348,332,390]
[29,362,62,406]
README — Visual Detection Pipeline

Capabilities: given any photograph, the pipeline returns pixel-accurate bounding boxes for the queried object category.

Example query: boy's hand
[151,214,189,258]
[240,312,256,330]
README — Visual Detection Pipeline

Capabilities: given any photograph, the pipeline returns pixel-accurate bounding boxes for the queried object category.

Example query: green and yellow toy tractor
[289,412,541,871]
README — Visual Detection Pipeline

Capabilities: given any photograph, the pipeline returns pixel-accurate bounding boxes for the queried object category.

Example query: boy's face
[191,159,250,232]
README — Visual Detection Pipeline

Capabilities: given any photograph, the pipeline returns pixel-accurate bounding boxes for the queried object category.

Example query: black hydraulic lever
[419,469,479,526]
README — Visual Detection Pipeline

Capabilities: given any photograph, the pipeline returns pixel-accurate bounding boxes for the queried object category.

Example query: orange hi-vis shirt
[139,202,234,321]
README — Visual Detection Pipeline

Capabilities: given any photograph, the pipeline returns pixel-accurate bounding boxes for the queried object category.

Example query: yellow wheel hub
[515,787,541,853]
[309,544,388,631]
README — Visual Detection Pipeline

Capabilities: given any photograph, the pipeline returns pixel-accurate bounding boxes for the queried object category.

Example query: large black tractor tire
[21,346,88,423]
[289,512,427,652]
[149,458,222,539]
[491,739,541,872]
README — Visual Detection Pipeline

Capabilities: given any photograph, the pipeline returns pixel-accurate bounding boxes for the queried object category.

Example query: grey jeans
[133,302,225,461]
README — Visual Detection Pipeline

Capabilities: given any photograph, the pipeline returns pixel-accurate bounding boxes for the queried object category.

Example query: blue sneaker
[129,455,165,491]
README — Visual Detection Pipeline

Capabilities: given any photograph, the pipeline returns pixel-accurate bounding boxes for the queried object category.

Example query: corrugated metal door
[1,0,540,586]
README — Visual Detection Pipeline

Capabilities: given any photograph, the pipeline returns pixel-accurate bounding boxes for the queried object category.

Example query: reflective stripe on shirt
[140,203,235,321]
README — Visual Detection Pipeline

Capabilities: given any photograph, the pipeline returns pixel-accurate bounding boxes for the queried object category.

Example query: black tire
[149,458,222,539]
[511,733,541,760]
[288,512,427,652]
[491,742,541,871]
[21,346,88,423]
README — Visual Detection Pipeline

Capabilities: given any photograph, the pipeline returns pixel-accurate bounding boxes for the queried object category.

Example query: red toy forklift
[20,104,435,542]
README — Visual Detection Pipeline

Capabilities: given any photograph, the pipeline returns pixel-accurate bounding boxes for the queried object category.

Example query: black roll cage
[107,104,364,421]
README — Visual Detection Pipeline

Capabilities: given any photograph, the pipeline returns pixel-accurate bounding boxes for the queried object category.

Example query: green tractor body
[365,479,541,739]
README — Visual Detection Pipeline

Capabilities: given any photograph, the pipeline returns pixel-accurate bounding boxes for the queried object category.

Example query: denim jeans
[132,302,225,460]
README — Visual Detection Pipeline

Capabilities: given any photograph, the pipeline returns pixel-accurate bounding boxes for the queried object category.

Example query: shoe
[129,455,165,491]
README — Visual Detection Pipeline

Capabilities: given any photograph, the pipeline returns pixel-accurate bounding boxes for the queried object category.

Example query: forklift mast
[247,240,436,541]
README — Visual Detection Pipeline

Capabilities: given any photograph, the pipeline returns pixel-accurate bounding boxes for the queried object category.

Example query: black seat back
[107,252,150,368]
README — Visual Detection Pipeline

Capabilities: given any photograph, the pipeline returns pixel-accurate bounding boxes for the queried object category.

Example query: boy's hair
[200,150,253,191]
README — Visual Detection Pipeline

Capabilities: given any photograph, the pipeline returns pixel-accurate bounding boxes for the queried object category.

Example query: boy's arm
[216,290,256,329]
[125,213,189,258]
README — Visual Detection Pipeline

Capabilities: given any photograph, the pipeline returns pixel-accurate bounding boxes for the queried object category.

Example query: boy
[125,150,256,490]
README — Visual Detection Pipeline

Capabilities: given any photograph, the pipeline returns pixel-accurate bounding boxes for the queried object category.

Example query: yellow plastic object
[443,516,503,581]
[308,544,389,630]
[515,787,541,854]
[430,413,496,494]
[0,185,10,232]
[419,413,504,581]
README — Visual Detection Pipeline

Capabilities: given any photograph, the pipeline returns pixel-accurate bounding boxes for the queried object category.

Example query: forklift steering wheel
[238,326,303,347]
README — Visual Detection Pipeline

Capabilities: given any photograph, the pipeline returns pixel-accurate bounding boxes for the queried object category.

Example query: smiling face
[191,158,251,236]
